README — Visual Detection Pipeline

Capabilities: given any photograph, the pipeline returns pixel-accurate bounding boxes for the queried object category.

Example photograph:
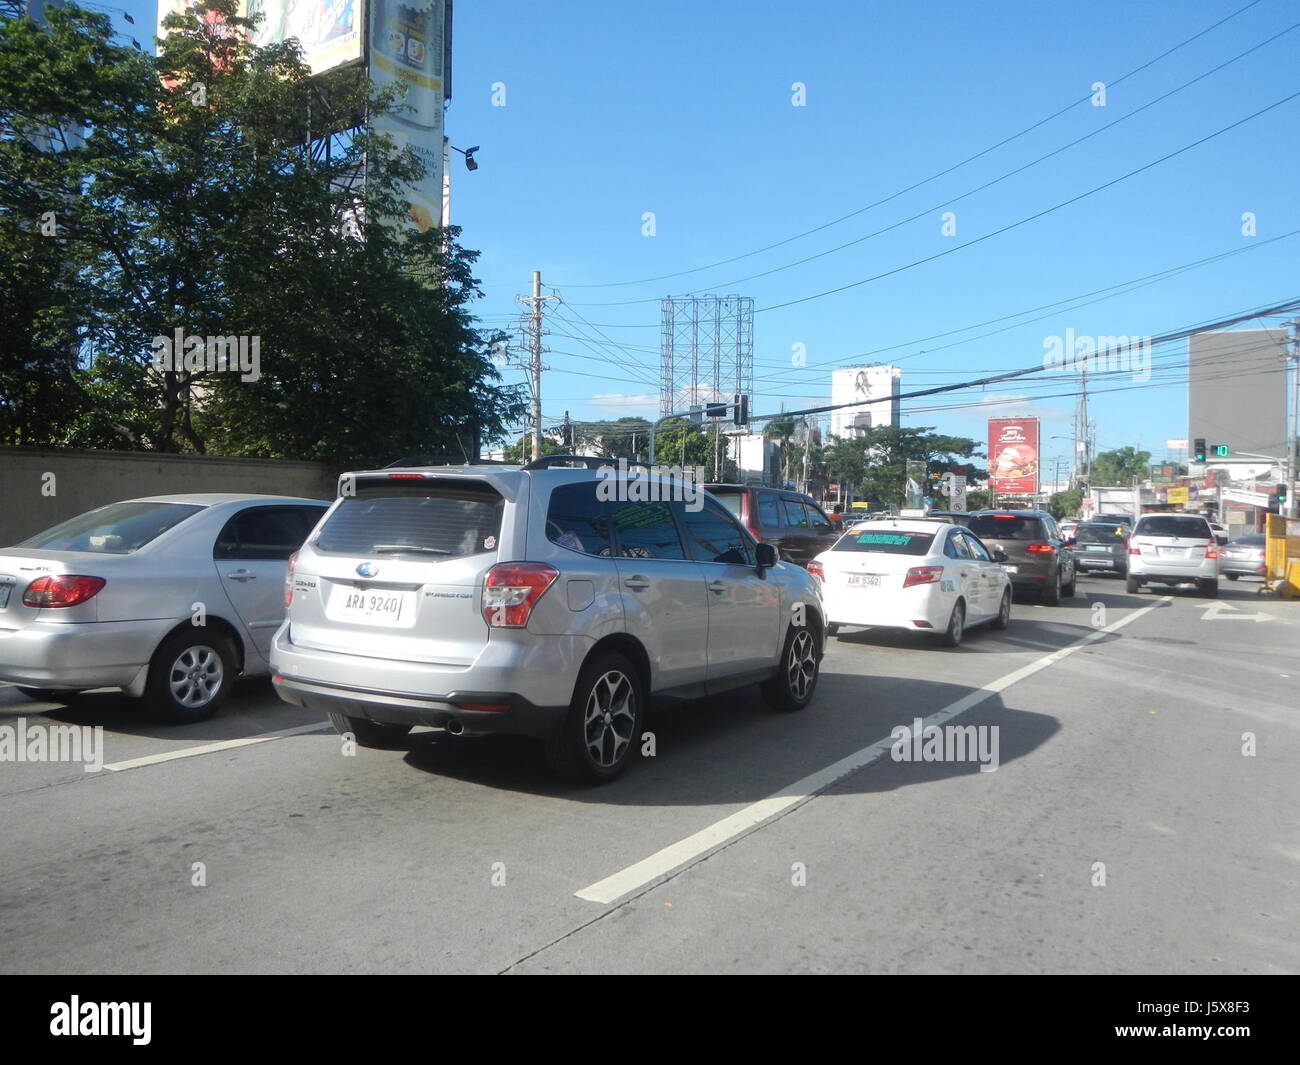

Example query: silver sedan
[0,494,328,721]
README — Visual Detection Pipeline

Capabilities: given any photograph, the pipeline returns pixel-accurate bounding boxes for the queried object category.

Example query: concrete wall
[0,447,336,546]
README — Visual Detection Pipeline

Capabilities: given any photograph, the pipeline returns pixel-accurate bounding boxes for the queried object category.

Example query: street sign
[950,475,967,512]
[1167,487,1189,504]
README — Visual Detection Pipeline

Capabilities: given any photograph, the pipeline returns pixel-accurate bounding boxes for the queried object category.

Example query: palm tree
[764,415,800,486]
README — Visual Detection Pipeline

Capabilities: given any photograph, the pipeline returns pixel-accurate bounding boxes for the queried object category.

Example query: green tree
[1089,447,1152,487]
[0,2,523,465]
[1048,488,1083,519]
[825,426,986,509]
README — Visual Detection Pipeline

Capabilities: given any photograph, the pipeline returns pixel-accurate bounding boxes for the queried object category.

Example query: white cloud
[589,393,659,413]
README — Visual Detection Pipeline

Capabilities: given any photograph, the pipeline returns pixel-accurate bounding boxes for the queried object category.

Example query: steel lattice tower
[660,295,753,416]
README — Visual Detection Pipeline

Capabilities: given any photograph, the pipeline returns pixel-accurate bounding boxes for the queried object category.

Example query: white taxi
[808,519,1012,648]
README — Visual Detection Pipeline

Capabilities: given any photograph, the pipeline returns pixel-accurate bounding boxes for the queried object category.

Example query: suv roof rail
[385,455,513,468]
[520,454,653,471]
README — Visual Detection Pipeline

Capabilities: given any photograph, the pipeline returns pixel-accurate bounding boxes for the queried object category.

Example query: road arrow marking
[1200,601,1275,622]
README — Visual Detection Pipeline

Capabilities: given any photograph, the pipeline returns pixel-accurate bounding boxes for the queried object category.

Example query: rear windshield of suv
[706,487,745,520]
[19,501,204,554]
[1075,524,1127,543]
[1134,515,1211,539]
[965,515,1045,541]
[833,529,935,554]
[312,481,504,559]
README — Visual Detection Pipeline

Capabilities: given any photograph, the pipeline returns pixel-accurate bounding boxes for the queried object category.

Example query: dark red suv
[704,485,839,567]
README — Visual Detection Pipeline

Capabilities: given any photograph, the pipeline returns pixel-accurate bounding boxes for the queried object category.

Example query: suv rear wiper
[371,544,454,555]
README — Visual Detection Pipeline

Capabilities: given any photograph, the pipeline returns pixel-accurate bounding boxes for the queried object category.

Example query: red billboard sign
[988,418,1040,494]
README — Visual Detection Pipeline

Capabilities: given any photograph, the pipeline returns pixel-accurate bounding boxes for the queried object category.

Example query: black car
[1070,522,1130,577]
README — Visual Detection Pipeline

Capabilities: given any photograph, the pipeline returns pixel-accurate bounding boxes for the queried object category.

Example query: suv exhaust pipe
[445,718,465,736]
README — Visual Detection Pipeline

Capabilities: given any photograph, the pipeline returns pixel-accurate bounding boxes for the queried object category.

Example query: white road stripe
[103,722,331,772]
[575,597,1170,905]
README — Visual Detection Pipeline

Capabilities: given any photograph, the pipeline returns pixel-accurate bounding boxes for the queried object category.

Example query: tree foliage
[0,2,522,466]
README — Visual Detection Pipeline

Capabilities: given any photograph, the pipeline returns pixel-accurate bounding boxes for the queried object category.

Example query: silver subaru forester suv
[269,458,825,782]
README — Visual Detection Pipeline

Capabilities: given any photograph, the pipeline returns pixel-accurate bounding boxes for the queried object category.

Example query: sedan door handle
[622,576,650,591]
[226,570,257,582]
[707,580,727,595]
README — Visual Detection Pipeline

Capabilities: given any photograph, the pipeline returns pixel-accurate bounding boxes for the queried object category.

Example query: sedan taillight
[807,560,825,581]
[22,575,106,608]
[483,562,559,627]
[903,565,943,588]
[285,551,297,607]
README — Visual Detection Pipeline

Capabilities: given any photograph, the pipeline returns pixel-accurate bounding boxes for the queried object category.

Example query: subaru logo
[356,563,378,578]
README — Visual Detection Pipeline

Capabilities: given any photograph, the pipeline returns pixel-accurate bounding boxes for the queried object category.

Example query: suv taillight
[1025,543,1053,554]
[807,560,824,581]
[285,551,297,606]
[22,575,105,608]
[1205,545,1219,559]
[483,562,559,627]
[903,565,943,588]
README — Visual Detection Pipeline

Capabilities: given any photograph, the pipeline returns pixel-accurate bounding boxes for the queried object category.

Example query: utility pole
[1286,318,1299,518]
[516,271,557,462]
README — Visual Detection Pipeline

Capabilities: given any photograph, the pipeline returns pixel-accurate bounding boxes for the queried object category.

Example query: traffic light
[732,394,749,426]
[1213,444,1230,457]
[1278,481,1288,506]
[1193,438,1207,463]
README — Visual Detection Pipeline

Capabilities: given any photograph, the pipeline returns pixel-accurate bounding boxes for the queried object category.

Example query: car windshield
[313,481,504,559]
[965,515,1044,540]
[1135,516,1211,538]
[18,501,205,554]
[1075,524,1127,543]
[834,528,935,554]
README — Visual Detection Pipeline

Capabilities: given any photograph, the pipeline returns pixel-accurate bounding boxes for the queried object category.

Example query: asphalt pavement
[1,574,1296,974]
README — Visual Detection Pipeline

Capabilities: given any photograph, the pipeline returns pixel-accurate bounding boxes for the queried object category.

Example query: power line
[552,0,1265,292]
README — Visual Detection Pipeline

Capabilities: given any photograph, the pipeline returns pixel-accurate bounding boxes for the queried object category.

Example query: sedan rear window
[1134,516,1211,538]
[19,501,204,554]
[1075,524,1127,543]
[313,481,504,559]
[966,515,1045,541]
[834,529,935,554]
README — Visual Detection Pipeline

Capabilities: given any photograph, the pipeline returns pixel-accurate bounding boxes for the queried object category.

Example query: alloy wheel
[168,645,224,708]
[582,670,636,769]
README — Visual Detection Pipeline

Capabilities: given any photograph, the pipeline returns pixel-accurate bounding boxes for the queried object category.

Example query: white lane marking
[103,722,330,772]
[575,597,1171,905]
[1200,601,1275,622]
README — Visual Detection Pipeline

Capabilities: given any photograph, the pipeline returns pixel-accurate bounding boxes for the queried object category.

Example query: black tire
[1225,573,1239,581]
[990,587,1011,630]
[15,687,86,701]
[326,711,411,749]
[1199,579,1219,598]
[546,651,643,784]
[1042,569,1061,606]
[941,600,966,648]
[1061,567,1076,598]
[761,624,820,711]
[145,630,237,722]
[1126,575,1141,594]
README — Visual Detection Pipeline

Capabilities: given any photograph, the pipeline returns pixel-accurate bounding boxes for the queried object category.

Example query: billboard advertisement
[830,365,901,440]
[157,1,363,75]
[987,417,1039,495]
[369,0,448,232]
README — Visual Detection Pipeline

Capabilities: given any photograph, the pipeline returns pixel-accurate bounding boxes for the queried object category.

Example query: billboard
[830,365,901,440]
[987,417,1039,495]
[1188,329,1288,461]
[369,0,449,232]
[157,1,363,75]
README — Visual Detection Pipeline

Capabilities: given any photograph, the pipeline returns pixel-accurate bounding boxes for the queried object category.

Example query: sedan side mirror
[993,545,1009,562]
[755,542,778,571]
[1065,536,1076,547]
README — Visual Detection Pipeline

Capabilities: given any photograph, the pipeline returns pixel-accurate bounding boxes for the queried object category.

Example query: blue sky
[116,0,1299,467]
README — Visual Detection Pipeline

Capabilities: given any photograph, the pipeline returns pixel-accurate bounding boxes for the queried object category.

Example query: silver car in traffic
[0,494,328,720]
